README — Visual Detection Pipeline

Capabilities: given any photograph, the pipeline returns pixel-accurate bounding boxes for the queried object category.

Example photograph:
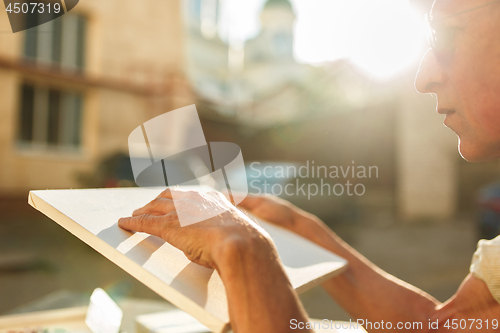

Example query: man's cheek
[474,100,500,135]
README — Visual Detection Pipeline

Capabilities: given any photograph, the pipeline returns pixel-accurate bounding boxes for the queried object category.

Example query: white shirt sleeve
[470,235,500,304]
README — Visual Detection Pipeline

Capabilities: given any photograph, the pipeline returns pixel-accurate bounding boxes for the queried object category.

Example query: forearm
[295,214,441,326]
[215,236,313,333]
[236,196,498,332]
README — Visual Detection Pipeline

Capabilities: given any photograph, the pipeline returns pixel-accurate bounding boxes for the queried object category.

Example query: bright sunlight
[219,0,427,79]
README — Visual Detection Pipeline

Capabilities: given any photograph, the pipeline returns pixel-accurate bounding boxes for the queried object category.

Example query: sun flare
[219,0,427,80]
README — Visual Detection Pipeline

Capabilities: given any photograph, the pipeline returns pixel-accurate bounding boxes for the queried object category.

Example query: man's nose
[415,48,447,94]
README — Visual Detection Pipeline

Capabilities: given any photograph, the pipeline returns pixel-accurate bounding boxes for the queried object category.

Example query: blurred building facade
[182,0,230,108]
[184,0,331,126]
[0,0,498,223]
[0,0,193,194]
[236,0,310,126]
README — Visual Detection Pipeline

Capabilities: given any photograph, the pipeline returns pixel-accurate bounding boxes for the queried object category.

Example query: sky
[218,0,428,79]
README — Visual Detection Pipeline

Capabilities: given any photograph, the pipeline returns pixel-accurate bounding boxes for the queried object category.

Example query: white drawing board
[28,187,347,333]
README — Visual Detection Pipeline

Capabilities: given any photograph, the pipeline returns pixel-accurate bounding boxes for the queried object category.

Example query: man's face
[415,0,500,162]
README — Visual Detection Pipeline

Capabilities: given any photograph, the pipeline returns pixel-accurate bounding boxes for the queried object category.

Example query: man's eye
[434,27,458,50]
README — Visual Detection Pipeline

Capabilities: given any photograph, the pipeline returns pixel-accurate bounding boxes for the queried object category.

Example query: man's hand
[236,194,335,250]
[118,188,273,269]
[118,188,313,333]
[236,194,298,230]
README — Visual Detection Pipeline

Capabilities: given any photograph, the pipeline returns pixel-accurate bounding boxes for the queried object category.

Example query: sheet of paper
[136,309,210,333]
[28,187,347,333]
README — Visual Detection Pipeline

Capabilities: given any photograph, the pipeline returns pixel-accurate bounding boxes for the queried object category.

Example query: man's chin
[458,140,500,162]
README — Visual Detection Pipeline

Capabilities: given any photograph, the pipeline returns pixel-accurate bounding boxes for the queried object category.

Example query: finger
[220,189,231,200]
[118,213,178,239]
[132,197,176,216]
[158,188,173,199]
[222,190,251,204]
[236,194,265,210]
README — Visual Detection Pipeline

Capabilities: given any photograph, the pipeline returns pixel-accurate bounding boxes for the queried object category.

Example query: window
[24,12,86,71]
[18,83,83,151]
[19,12,87,151]
[273,33,292,57]
[190,0,202,21]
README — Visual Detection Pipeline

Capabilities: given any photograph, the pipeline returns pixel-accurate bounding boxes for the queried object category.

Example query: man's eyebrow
[430,0,500,22]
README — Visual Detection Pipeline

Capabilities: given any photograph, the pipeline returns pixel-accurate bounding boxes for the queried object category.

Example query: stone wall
[0,0,191,194]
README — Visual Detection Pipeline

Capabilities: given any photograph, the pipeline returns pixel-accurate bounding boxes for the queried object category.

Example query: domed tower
[245,0,296,63]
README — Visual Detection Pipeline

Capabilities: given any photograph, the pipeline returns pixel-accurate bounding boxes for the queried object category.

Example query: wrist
[212,227,310,333]
[292,212,324,240]
[213,231,281,280]
[292,213,344,253]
